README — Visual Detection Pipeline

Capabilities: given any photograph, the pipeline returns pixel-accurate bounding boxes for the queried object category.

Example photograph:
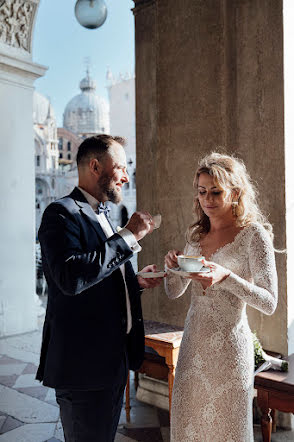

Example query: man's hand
[125,211,154,241]
[164,249,182,269]
[137,264,164,289]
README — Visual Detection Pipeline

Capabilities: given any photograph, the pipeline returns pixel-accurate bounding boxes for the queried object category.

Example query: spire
[46,96,53,120]
[106,66,115,87]
[80,56,96,91]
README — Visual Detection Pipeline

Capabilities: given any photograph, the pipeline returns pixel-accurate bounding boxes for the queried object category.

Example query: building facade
[33,91,79,233]
[106,70,136,230]
[34,70,137,235]
[57,127,81,166]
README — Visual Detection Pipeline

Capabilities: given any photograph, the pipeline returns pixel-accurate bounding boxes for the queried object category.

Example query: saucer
[137,271,166,278]
[169,267,210,278]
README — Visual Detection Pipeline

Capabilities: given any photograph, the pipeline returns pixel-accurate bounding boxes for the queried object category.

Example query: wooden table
[125,320,183,421]
[254,354,294,442]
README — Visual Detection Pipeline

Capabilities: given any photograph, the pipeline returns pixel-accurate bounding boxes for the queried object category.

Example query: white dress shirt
[78,187,141,333]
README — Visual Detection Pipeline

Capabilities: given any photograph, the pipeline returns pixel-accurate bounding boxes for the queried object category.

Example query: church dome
[33,91,56,125]
[63,71,109,136]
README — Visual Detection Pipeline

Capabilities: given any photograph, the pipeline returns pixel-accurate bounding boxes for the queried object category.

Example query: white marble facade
[33,91,78,234]
[0,0,45,337]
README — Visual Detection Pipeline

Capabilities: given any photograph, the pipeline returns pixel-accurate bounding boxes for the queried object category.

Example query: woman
[164,152,278,442]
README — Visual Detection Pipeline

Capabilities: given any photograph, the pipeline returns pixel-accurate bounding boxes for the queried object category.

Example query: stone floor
[0,299,293,441]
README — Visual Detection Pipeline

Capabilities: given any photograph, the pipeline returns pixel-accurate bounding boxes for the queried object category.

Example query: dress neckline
[198,223,252,261]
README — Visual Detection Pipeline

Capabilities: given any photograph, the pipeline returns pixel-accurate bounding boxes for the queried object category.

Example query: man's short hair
[76,134,126,167]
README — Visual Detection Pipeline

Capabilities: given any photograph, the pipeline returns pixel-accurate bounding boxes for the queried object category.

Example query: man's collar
[77,186,99,211]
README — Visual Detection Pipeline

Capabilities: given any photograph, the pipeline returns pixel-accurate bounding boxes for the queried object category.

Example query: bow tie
[96,202,111,217]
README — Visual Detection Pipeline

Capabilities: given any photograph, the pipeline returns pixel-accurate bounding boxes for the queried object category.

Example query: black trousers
[55,381,126,442]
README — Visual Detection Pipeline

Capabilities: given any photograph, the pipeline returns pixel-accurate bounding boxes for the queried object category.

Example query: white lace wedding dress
[165,223,278,442]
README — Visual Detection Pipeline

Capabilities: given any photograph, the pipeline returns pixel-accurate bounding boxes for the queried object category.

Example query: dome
[80,73,97,91]
[63,71,109,135]
[33,91,56,125]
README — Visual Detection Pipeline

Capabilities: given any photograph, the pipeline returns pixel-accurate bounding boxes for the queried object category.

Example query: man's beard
[98,173,122,204]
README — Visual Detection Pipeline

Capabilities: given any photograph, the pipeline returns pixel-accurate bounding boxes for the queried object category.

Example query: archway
[0,0,136,338]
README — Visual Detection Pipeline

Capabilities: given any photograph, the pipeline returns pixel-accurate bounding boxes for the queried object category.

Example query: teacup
[177,255,204,272]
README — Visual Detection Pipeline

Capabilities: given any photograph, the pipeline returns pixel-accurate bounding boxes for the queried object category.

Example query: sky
[33,0,135,126]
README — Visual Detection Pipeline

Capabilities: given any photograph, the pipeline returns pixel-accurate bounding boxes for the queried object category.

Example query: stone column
[134,0,286,352]
[284,7,294,428]
[284,0,294,358]
[0,0,47,336]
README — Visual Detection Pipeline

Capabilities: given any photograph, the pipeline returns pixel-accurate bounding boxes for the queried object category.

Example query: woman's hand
[188,259,230,289]
[164,250,182,269]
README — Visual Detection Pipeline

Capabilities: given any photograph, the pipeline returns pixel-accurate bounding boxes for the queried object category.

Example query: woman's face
[197,173,233,219]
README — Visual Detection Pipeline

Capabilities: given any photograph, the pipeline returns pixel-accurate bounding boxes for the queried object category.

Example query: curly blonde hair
[187,152,273,244]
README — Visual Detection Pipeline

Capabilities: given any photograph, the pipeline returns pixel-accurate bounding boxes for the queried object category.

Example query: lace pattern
[165,223,278,442]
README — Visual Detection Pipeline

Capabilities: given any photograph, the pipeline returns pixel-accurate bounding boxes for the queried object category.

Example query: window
[59,153,63,159]
[67,141,71,151]
[67,153,71,160]
[58,138,63,150]
[36,155,40,167]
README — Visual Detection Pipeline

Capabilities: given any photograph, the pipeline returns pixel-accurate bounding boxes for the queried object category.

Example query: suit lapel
[70,187,108,241]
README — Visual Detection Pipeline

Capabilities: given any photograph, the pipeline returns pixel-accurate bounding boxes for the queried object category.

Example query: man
[36,134,162,441]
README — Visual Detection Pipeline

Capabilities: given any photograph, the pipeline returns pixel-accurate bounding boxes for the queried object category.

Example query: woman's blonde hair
[187,152,273,244]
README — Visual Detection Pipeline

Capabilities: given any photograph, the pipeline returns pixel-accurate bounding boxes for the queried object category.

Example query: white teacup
[177,255,204,272]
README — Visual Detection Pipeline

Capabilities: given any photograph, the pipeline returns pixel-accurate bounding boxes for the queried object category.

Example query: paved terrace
[0,299,293,441]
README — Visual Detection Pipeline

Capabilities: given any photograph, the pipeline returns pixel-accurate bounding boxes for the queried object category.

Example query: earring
[232,201,238,216]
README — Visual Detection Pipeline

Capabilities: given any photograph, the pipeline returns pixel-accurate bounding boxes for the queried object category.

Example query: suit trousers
[55,380,126,442]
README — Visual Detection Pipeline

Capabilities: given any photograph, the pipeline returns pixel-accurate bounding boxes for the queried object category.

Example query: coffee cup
[177,255,204,272]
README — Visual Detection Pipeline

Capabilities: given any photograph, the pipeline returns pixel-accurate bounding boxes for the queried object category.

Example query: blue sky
[33,0,135,126]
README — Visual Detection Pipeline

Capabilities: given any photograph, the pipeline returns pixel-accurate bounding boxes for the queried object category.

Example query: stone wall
[134,0,287,354]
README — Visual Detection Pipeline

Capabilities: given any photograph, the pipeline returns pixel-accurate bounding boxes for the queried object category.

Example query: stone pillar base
[136,374,169,411]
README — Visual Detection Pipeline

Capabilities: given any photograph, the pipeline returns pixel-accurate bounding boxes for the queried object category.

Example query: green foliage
[252,331,288,372]
[252,331,265,369]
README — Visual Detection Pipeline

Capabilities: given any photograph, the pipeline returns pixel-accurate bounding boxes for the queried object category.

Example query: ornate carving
[0,0,37,52]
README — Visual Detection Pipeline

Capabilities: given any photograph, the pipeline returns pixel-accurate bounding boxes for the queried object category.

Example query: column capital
[0,0,40,58]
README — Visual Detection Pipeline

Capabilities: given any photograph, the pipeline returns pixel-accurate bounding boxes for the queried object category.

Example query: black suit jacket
[36,187,145,389]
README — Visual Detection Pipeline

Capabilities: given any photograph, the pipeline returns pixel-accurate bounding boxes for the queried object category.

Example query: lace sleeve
[217,225,278,315]
[164,243,192,300]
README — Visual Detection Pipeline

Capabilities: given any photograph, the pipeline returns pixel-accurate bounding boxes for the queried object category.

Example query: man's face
[98,141,129,204]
